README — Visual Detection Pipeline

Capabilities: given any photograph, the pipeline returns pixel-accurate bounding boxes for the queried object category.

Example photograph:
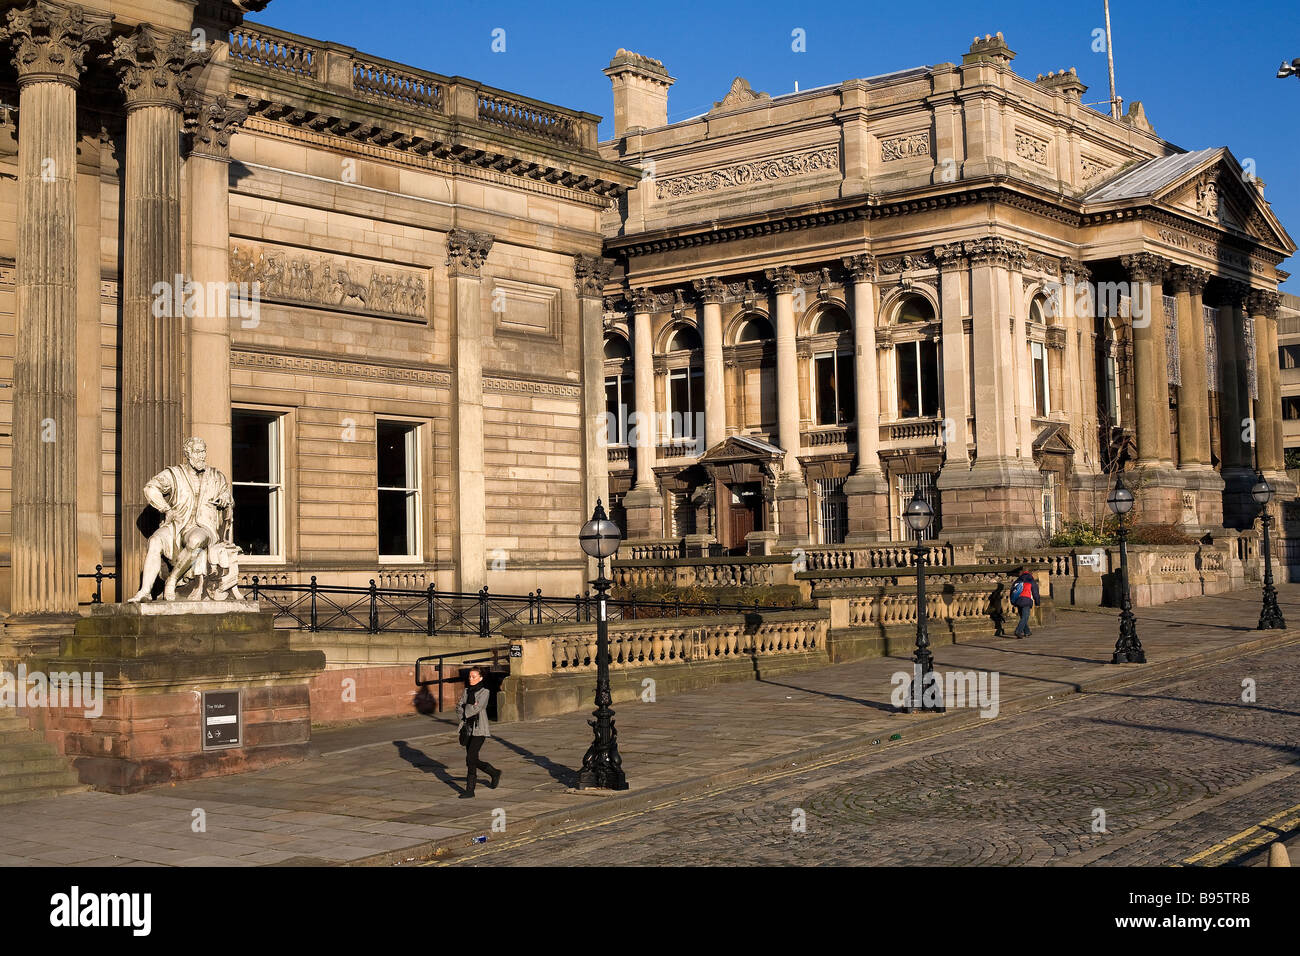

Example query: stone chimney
[962,32,1015,66]
[603,49,674,137]
[1034,67,1087,101]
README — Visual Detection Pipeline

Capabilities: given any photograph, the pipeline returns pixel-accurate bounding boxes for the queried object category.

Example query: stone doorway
[727,482,764,553]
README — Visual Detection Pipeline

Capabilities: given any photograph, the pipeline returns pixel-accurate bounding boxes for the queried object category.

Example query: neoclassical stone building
[596,35,1296,552]
[0,0,635,640]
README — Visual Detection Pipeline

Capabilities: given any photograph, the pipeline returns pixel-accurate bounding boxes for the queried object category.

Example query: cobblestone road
[443,643,1300,866]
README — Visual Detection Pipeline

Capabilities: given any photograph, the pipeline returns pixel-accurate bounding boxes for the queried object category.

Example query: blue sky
[254,0,1300,288]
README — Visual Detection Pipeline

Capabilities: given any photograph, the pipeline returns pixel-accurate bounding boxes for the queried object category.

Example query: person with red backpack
[1011,566,1041,638]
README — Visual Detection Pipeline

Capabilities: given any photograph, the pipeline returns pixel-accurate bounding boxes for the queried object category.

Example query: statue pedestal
[27,602,326,793]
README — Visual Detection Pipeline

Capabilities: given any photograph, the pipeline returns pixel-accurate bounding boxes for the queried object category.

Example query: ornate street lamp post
[1252,472,1287,630]
[903,487,942,712]
[1107,473,1145,664]
[576,499,629,790]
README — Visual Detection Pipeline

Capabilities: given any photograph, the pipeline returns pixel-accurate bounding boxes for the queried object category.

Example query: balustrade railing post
[368,579,379,633]
[92,564,105,604]
[310,575,319,632]
[675,595,681,618]
[426,583,435,637]
[252,575,260,601]
[479,586,490,640]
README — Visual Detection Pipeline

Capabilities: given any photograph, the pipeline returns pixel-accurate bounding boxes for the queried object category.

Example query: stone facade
[597,34,1296,551]
[0,0,637,638]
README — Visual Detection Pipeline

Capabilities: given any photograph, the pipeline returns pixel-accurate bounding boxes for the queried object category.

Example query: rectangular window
[667,368,703,440]
[1031,340,1049,417]
[815,477,848,544]
[896,472,940,541]
[896,340,939,419]
[813,352,855,426]
[1284,398,1300,421]
[670,491,696,536]
[377,420,421,559]
[232,409,284,559]
[1281,344,1300,370]
[605,374,630,444]
[1042,473,1058,537]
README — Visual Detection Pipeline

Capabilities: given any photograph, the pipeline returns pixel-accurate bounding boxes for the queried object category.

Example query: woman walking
[457,667,501,798]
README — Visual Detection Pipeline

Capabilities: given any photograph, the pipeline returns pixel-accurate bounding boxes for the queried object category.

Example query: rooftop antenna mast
[1104,0,1121,119]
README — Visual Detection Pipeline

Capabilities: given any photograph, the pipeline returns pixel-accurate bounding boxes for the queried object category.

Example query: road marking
[1182,800,1300,866]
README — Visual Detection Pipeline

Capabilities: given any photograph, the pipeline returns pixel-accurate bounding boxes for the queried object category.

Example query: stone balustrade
[612,554,794,590]
[797,562,1051,598]
[842,581,1029,631]
[621,539,684,561]
[801,541,975,571]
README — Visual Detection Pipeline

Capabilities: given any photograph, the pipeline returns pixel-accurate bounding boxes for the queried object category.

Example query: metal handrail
[415,646,510,713]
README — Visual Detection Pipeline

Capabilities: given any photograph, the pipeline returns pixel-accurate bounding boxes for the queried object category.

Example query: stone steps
[0,715,87,805]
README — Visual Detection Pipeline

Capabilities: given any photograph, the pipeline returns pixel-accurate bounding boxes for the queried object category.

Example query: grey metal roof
[1084,147,1223,203]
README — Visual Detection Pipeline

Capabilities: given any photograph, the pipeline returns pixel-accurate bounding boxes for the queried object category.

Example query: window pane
[690,370,704,438]
[1032,342,1048,416]
[897,342,919,418]
[920,340,939,417]
[378,489,409,556]
[232,411,272,484]
[815,353,837,425]
[233,486,272,556]
[670,372,689,437]
[837,352,856,424]
[377,421,412,488]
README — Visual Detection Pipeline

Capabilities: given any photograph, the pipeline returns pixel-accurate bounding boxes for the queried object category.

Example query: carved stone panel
[654,145,840,200]
[230,242,428,319]
[880,131,930,163]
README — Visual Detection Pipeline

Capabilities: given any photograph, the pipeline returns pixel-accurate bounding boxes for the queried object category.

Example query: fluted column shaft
[695,278,725,449]
[11,77,78,615]
[1249,290,1283,473]
[1216,286,1247,471]
[575,256,610,520]
[768,267,801,476]
[846,261,882,475]
[1171,267,1212,468]
[631,300,657,490]
[1123,254,1171,466]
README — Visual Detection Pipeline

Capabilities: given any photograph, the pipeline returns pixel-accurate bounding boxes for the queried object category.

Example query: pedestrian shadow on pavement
[393,740,466,795]
[490,734,579,788]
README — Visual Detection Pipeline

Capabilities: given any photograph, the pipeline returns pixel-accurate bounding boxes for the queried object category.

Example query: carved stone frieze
[1014,131,1050,166]
[879,252,934,274]
[230,242,428,318]
[654,145,839,200]
[880,131,930,163]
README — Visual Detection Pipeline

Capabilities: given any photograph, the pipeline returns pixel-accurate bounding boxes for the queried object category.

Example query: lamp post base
[1258,584,1287,630]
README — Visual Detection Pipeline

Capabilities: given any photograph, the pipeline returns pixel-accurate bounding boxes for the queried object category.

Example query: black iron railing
[415,646,510,713]
[248,576,789,639]
[78,565,116,605]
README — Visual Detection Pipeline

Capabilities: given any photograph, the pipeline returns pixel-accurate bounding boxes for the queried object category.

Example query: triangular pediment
[698,434,785,464]
[1086,147,1295,254]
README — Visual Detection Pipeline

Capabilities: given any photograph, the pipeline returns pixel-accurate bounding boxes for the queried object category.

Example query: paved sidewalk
[1,585,1298,867]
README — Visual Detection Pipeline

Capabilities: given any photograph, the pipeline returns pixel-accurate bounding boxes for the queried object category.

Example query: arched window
[1028,296,1051,417]
[1029,297,1048,326]
[896,294,936,324]
[603,333,631,360]
[603,333,633,445]
[736,316,774,343]
[812,307,851,335]
[668,325,702,352]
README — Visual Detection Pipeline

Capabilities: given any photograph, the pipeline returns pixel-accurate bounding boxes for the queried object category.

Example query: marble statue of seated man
[128,436,246,603]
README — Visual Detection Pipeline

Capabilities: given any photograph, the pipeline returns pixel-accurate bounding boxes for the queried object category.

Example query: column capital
[842,254,877,280]
[765,266,799,294]
[1058,257,1091,281]
[186,93,248,161]
[573,254,610,300]
[446,228,494,277]
[963,237,1027,267]
[0,1,111,88]
[1214,278,1250,309]
[691,276,727,304]
[933,243,965,267]
[1166,264,1211,296]
[1120,252,1170,284]
[106,23,209,111]
[1247,288,1282,320]
[630,287,657,314]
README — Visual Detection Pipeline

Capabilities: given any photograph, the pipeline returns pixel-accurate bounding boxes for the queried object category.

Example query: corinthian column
[624,289,662,539]
[841,254,888,542]
[108,25,208,597]
[765,265,808,545]
[693,276,726,450]
[446,228,494,591]
[1248,289,1283,474]
[0,2,110,621]
[1121,253,1173,468]
[1168,265,1212,468]
[575,255,611,520]
[187,94,247,477]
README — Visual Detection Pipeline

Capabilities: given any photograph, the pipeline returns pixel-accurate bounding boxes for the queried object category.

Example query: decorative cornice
[187,93,248,161]
[765,266,799,294]
[842,254,876,281]
[573,254,609,299]
[446,228,493,277]
[231,349,449,386]
[0,1,110,88]
[482,376,582,398]
[654,144,838,201]
[106,23,208,111]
